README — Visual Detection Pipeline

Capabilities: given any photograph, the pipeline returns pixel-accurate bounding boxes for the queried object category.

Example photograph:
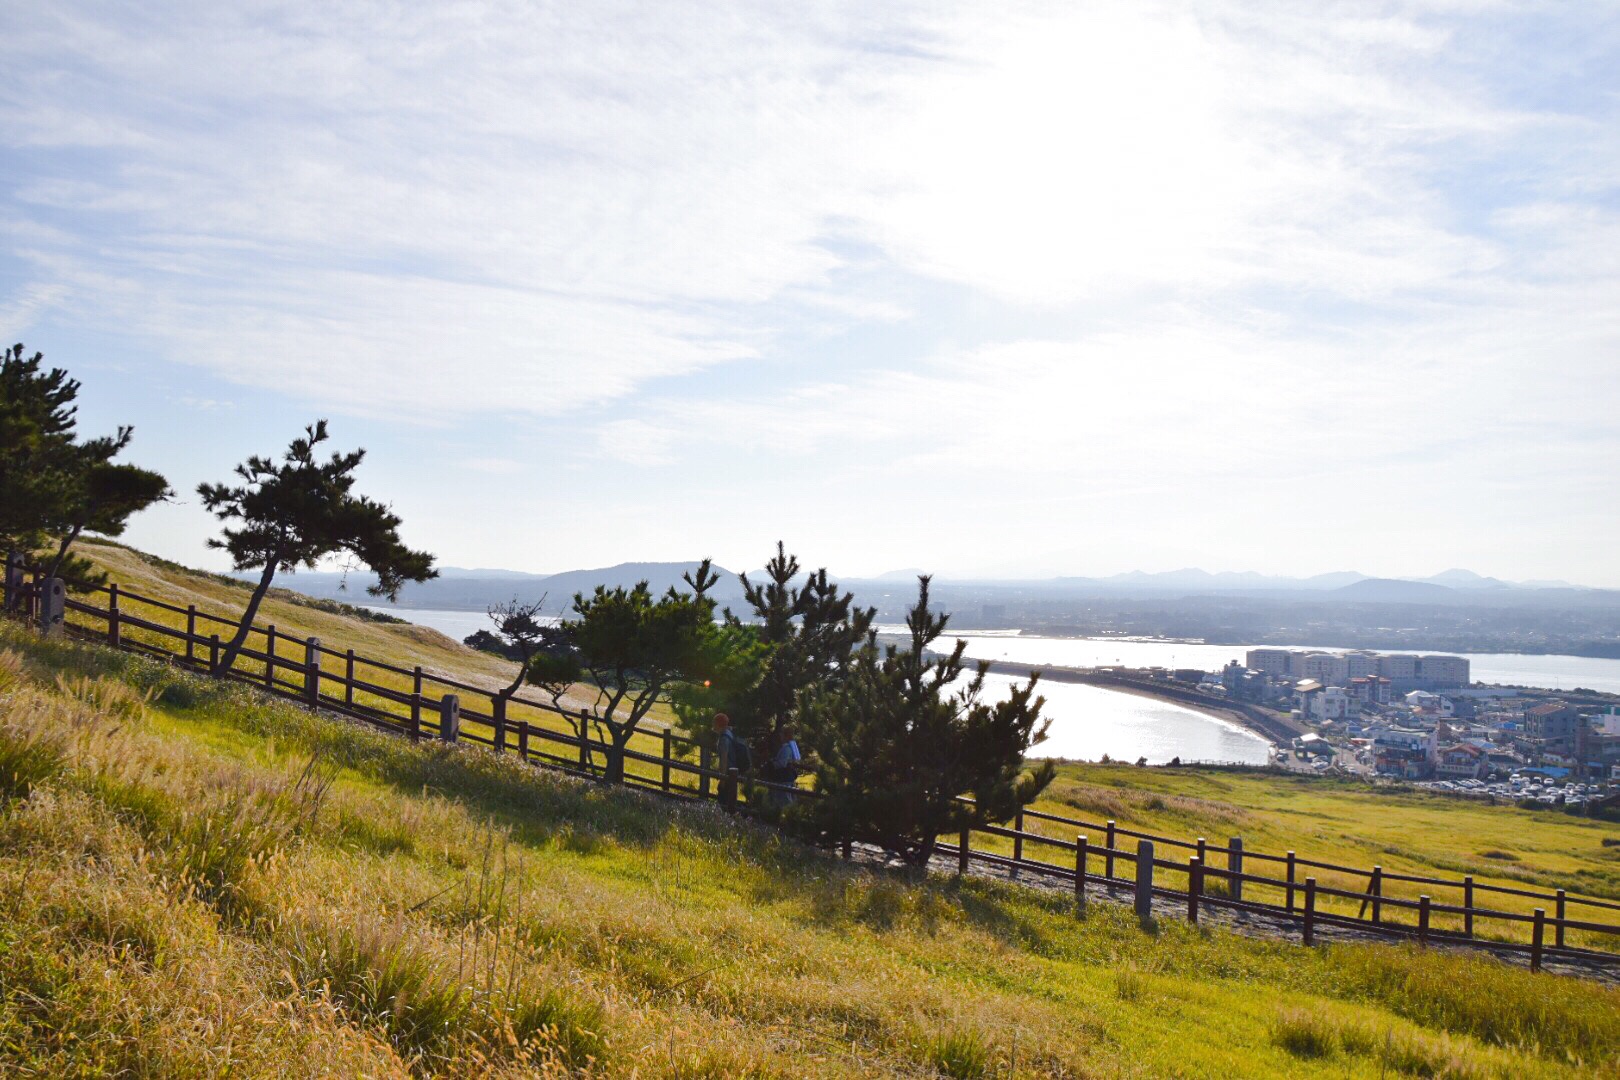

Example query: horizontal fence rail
[5,567,1618,975]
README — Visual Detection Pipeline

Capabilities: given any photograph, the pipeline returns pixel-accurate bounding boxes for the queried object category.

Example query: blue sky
[3,2,1618,585]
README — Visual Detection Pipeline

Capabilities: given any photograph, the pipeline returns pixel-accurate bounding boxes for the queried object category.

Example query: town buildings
[1244,648,1470,690]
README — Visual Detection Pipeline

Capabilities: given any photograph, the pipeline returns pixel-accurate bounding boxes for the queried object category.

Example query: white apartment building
[1417,655,1471,687]
[1244,648,1469,690]
[1300,653,1349,684]
[1245,648,1295,678]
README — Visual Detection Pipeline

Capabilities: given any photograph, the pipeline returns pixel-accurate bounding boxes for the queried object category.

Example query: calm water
[977,670,1270,765]
[374,608,1620,762]
[929,633,1620,696]
[373,607,1274,764]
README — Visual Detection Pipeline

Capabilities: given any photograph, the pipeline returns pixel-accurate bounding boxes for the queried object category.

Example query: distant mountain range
[254,560,1598,616]
[261,561,752,615]
[1050,567,1582,593]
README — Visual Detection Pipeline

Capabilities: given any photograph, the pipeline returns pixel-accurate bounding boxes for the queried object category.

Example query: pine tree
[198,421,436,674]
[1,345,169,583]
[544,561,722,783]
[45,428,173,585]
[726,542,874,748]
[798,576,1054,866]
[0,345,80,556]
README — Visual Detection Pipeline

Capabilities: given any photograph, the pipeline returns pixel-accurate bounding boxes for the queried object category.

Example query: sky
[3,1,1618,586]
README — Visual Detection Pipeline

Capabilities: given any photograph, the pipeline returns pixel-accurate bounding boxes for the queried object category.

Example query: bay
[371,607,1275,764]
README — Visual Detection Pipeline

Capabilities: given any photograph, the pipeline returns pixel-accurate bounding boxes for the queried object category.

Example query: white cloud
[3,1,1618,581]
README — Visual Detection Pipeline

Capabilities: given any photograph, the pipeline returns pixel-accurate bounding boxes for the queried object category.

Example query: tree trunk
[502,651,528,698]
[604,726,634,784]
[46,524,83,582]
[215,559,278,675]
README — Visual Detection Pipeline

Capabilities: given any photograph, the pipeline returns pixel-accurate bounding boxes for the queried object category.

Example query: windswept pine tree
[198,421,436,675]
[798,575,1054,866]
[729,542,875,746]
[1,344,169,586]
[533,561,723,783]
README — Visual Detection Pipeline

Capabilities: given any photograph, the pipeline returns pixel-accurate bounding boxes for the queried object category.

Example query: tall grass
[3,621,1618,1078]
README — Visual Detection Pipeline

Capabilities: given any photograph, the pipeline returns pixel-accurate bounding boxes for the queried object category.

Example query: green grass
[3,620,1619,1077]
[994,761,1620,947]
[62,537,696,784]
[52,539,1620,944]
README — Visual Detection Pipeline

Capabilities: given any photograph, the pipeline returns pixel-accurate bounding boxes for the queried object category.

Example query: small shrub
[505,987,608,1069]
[0,648,22,691]
[287,921,467,1057]
[1478,850,1519,861]
[54,673,152,722]
[1113,969,1148,1002]
[0,721,68,803]
[1271,1008,1336,1059]
[925,1028,990,1079]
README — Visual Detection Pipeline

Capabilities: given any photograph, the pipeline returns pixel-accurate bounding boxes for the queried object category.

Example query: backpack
[725,733,752,772]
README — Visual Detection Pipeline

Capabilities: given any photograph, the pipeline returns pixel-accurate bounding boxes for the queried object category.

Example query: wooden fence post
[1134,840,1155,924]
[107,583,120,647]
[958,826,970,877]
[409,693,422,741]
[1196,837,1206,868]
[493,695,508,752]
[1105,821,1117,886]
[1187,856,1202,924]
[1363,865,1383,924]
[1228,836,1244,902]
[185,605,197,663]
[662,728,672,792]
[344,650,355,707]
[1531,908,1546,972]
[1304,878,1317,946]
[303,637,320,707]
[1074,835,1088,914]
[439,694,460,743]
[39,577,65,637]
[1011,810,1024,880]
[699,747,712,798]
[1418,895,1430,946]
[1286,851,1297,912]
[578,710,591,772]
[1555,890,1566,949]
[517,720,530,761]
[1463,876,1474,938]
[264,626,277,687]
[2,551,24,613]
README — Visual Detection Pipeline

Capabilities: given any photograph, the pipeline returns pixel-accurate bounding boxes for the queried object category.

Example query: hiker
[768,724,802,808]
[713,712,745,810]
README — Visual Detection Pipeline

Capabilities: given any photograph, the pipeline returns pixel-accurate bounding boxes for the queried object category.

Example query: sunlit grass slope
[998,758,1620,943]
[3,622,1619,1077]
[58,538,1620,938]
[63,538,686,774]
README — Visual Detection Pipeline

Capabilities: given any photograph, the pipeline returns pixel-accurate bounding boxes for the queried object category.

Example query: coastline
[978,659,1300,748]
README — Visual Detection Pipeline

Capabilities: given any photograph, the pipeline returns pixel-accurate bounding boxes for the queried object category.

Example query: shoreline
[977,659,1301,748]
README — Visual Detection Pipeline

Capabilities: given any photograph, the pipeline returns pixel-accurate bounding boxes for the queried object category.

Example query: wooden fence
[5,565,1619,975]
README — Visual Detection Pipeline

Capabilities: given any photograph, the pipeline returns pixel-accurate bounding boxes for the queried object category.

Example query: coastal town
[1178,648,1620,806]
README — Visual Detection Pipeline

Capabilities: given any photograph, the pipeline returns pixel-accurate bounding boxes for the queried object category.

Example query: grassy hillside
[3,621,1619,1078]
[1005,763,1620,943]
[51,539,1620,942]
[61,538,687,770]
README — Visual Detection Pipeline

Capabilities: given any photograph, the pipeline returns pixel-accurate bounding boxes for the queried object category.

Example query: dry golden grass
[4,621,1620,1077]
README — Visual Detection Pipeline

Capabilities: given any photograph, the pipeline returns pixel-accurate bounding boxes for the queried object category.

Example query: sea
[366,607,1620,767]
